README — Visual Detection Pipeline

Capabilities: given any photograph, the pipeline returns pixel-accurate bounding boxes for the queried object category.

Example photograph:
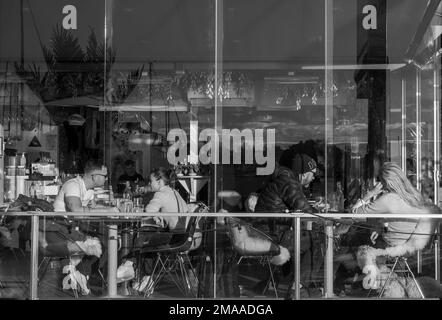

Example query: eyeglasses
[93,173,108,179]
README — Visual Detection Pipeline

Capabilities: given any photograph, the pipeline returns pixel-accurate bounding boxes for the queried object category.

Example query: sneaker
[116,261,135,283]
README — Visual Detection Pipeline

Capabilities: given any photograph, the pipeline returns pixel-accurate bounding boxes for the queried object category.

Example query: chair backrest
[168,216,199,252]
[225,217,280,256]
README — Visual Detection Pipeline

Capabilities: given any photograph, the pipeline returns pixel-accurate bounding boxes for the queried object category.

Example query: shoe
[117,261,135,283]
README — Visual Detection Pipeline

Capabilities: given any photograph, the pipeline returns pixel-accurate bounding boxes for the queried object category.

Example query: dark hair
[124,159,135,167]
[84,159,104,174]
[150,167,177,187]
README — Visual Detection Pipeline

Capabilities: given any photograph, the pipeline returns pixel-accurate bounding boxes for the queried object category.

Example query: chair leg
[378,258,399,298]
[37,257,51,285]
[143,254,164,298]
[183,253,199,297]
[264,258,278,299]
[98,269,107,288]
[177,255,191,296]
[403,259,425,299]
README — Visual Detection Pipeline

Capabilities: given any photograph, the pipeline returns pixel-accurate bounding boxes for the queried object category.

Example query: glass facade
[0,0,441,300]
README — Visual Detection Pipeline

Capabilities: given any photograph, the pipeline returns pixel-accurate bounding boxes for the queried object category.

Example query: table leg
[107,224,118,297]
[30,214,39,300]
[435,225,440,282]
[293,217,301,300]
[324,221,334,298]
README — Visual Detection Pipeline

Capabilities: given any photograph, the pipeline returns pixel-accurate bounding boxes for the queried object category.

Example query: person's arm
[279,172,312,212]
[64,182,118,213]
[145,192,163,213]
[353,194,390,215]
[65,196,83,212]
[361,182,383,203]
[145,192,166,227]
[63,181,84,212]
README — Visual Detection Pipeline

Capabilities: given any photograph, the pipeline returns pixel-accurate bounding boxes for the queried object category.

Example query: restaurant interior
[0,0,441,299]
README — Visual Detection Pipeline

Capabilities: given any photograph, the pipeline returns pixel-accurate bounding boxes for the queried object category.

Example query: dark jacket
[255,166,312,213]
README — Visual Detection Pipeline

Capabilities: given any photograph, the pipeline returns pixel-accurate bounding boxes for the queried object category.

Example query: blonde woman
[352,162,429,248]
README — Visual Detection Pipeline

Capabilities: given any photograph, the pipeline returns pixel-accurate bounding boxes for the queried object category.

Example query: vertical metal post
[416,68,423,274]
[107,224,118,297]
[435,225,440,282]
[433,42,441,282]
[401,72,407,171]
[293,217,301,300]
[213,0,224,299]
[416,68,422,191]
[30,214,39,300]
[324,0,334,207]
[212,219,217,298]
[324,221,334,298]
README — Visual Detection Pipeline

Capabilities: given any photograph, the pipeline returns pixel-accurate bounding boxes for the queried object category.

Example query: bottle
[29,181,37,199]
[109,185,114,202]
[336,182,344,211]
[20,152,26,168]
[123,181,132,200]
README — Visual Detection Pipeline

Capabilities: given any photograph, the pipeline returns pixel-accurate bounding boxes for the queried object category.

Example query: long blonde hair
[379,162,424,207]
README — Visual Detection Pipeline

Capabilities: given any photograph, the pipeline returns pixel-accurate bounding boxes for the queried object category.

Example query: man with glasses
[54,159,118,213]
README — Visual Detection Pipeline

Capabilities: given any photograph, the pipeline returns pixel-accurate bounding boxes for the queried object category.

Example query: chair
[364,216,438,299]
[134,215,201,298]
[225,217,282,298]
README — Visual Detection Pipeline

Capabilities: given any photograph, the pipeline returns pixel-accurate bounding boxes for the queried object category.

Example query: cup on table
[123,200,133,213]
[133,197,144,213]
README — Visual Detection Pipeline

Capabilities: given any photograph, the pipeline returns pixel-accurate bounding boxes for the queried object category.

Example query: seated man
[54,159,118,214]
[254,154,321,294]
[51,160,118,294]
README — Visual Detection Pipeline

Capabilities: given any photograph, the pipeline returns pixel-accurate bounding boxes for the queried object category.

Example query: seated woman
[349,162,439,296]
[330,162,436,295]
[135,167,189,249]
[351,162,430,249]
[122,168,188,292]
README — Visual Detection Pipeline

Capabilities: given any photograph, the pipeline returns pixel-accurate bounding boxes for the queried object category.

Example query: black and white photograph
[0,0,441,306]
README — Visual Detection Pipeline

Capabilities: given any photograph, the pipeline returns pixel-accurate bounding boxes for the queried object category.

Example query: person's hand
[351,199,364,212]
[370,231,379,245]
[371,182,383,196]
[364,182,383,201]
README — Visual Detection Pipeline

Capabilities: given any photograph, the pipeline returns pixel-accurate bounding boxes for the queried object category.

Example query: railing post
[107,224,118,297]
[30,214,39,300]
[417,250,422,274]
[435,224,440,282]
[293,216,301,300]
[324,221,334,298]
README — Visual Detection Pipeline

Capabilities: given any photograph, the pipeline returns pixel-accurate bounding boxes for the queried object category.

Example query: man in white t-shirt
[54,160,118,213]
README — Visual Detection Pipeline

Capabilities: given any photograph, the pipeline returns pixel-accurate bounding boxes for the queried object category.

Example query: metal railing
[1,211,441,300]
